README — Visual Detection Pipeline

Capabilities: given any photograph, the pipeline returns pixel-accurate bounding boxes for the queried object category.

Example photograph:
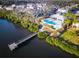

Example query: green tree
[21,20,30,28]
[46,36,54,45]
[64,12,76,20]
[64,19,72,29]
[28,23,38,32]
[37,31,48,39]
[73,19,79,24]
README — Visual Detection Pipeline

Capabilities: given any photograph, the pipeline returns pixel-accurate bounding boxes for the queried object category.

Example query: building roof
[27,3,34,9]
[57,8,68,13]
[4,6,14,10]
[0,5,2,9]
[50,13,64,23]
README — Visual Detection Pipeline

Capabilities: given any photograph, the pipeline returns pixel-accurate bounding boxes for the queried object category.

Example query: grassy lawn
[61,27,79,45]
[46,36,79,57]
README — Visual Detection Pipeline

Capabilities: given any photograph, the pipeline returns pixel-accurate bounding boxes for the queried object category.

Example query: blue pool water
[43,18,56,25]
[43,18,62,30]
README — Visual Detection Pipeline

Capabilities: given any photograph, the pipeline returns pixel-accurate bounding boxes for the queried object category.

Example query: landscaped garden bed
[61,27,79,45]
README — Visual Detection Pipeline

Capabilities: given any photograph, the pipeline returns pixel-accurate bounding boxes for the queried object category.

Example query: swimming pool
[43,18,56,25]
[42,18,62,30]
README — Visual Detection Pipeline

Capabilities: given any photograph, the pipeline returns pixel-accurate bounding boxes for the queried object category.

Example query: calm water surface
[0,19,77,58]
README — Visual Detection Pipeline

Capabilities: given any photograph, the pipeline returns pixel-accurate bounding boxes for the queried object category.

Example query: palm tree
[64,11,76,20]
[64,19,72,29]
[64,11,76,25]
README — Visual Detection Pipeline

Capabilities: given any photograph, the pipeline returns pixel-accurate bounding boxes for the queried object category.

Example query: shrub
[37,31,48,39]
[46,36,54,45]
[28,23,38,32]
[21,20,30,28]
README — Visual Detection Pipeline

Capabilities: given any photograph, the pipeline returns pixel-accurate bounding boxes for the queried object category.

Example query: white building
[4,6,13,10]
[27,3,34,9]
[50,13,64,23]
[11,4,16,8]
[0,5,2,9]
[4,4,16,10]
[57,8,68,14]
[36,3,42,10]
[15,5,26,12]
[16,5,25,8]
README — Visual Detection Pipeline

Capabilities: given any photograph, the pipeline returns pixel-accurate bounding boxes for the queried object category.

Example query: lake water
[0,19,77,58]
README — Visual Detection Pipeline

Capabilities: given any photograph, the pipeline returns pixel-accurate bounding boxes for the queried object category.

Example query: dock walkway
[8,33,37,51]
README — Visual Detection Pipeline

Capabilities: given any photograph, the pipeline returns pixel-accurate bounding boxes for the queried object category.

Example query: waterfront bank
[0,19,77,58]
